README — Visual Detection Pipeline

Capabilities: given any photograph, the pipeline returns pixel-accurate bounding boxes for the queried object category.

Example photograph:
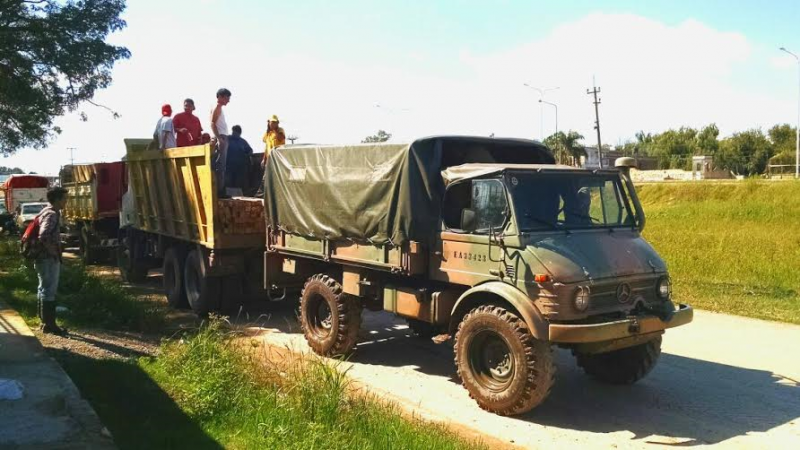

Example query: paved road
[246,301,800,449]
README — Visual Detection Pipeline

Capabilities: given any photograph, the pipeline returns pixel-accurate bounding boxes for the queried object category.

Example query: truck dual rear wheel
[80,227,99,265]
[455,304,556,416]
[300,274,362,357]
[117,229,147,283]
[573,335,662,385]
[163,248,188,309]
[184,249,221,317]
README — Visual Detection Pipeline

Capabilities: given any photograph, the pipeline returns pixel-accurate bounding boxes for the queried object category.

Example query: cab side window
[442,179,508,233]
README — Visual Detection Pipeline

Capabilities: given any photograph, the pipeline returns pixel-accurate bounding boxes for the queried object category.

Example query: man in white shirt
[211,88,231,197]
[155,104,176,150]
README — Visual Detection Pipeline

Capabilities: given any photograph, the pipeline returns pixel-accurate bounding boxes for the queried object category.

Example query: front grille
[588,277,660,311]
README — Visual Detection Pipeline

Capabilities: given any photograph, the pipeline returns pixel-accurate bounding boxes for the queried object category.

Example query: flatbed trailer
[119,139,267,312]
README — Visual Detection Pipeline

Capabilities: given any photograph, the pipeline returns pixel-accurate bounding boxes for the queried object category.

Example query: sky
[4,0,800,174]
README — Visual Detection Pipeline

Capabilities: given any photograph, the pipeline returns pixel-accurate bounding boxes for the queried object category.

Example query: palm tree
[544,131,586,166]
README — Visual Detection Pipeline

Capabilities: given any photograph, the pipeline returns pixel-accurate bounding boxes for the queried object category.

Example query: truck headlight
[657,277,672,299]
[574,286,590,312]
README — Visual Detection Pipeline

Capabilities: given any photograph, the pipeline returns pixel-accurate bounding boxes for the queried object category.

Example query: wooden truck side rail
[125,142,264,250]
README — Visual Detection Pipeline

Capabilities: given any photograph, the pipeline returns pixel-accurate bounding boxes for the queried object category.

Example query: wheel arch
[449,282,549,340]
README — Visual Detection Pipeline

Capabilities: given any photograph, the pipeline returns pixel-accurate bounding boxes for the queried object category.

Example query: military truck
[261,136,692,415]
[60,162,128,263]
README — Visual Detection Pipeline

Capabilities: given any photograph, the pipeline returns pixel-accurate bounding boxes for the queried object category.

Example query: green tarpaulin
[264,136,554,246]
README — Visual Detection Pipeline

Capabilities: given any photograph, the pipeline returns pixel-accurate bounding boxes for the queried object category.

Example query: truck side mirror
[461,208,477,232]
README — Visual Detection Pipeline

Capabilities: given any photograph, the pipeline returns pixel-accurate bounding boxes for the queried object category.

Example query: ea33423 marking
[453,251,488,262]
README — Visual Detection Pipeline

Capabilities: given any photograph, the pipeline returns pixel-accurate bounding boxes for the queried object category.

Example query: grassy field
[0,240,482,450]
[638,180,800,324]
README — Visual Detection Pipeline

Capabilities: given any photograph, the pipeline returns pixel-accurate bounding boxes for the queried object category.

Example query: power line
[587,79,603,168]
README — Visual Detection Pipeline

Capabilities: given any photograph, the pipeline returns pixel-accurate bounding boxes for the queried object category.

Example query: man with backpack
[25,187,69,335]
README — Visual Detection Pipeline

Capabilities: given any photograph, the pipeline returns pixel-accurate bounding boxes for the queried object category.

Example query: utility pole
[67,147,76,166]
[587,80,603,168]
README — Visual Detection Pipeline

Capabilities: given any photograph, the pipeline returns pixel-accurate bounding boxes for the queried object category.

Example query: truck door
[431,178,510,285]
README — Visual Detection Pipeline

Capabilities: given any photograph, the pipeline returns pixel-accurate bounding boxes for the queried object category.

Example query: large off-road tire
[117,229,147,283]
[455,304,556,416]
[184,249,221,317]
[406,318,438,339]
[573,335,662,385]
[163,247,188,309]
[300,274,362,357]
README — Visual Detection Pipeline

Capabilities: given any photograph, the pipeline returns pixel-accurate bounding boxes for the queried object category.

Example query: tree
[0,166,24,175]
[544,131,585,166]
[361,130,392,143]
[0,0,130,155]
[695,124,719,156]
[716,129,774,176]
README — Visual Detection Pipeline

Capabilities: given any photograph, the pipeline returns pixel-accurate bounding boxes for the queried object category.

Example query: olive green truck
[123,135,693,415]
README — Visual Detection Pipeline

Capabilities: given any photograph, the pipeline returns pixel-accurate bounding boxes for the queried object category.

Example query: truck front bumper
[548,303,693,344]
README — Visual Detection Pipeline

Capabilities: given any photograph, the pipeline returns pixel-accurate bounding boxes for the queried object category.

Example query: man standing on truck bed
[211,88,232,198]
[35,187,69,335]
[155,104,176,151]
[225,125,253,192]
[173,98,202,147]
[256,114,285,196]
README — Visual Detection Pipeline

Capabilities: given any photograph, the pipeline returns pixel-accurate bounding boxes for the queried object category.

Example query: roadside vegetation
[639,180,800,324]
[0,237,482,450]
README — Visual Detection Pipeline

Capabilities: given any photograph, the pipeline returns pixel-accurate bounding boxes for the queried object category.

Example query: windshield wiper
[562,208,602,225]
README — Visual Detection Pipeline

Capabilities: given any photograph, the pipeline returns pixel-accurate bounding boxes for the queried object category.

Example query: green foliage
[362,130,392,143]
[716,129,774,176]
[0,166,24,174]
[639,181,800,324]
[0,0,131,155]
[544,130,585,166]
[768,124,796,155]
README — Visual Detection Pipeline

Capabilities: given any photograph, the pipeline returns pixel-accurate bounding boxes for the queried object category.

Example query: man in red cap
[173,98,203,147]
[154,104,176,150]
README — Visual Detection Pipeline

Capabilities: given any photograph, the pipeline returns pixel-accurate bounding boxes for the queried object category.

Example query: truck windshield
[507,172,635,231]
[22,204,45,215]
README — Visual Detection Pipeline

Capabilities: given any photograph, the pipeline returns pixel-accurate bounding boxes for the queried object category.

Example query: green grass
[0,242,166,332]
[638,180,800,324]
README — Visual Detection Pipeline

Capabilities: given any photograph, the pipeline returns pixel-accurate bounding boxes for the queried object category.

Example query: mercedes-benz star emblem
[616,283,632,303]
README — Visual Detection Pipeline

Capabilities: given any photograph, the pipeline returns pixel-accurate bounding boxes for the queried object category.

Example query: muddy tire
[300,274,362,357]
[406,318,438,339]
[573,335,662,385]
[184,249,221,317]
[117,229,147,283]
[455,304,556,415]
[163,247,188,309]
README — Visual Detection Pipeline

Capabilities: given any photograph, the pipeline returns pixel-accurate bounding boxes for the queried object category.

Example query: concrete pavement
[0,301,114,449]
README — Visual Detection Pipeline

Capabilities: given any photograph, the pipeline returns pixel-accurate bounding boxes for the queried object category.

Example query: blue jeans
[35,258,60,303]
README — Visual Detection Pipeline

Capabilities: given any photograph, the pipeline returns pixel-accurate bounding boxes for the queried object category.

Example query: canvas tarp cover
[264,136,553,246]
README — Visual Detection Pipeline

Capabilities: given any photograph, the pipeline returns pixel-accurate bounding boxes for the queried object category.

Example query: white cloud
[4,12,796,174]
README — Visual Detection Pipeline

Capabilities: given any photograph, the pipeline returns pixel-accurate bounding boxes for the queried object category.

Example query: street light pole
[780,47,800,179]
[523,84,559,140]
[539,99,558,135]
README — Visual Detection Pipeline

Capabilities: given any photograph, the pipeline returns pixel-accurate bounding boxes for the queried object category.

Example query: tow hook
[628,318,641,334]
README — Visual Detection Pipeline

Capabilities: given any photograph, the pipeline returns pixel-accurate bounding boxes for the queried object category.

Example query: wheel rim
[306,293,333,339]
[468,329,515,392]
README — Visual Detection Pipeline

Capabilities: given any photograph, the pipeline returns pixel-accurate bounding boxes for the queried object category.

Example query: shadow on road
[246,304,800,446]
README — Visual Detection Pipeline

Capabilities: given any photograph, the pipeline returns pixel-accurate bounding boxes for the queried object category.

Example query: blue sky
[4,0,800,174]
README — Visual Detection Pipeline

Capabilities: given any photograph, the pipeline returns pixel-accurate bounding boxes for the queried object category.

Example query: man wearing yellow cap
[257,115,286,196]
[262,115,286,167]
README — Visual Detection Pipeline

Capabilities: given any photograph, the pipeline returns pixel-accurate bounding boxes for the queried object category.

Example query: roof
[441,163,621,185]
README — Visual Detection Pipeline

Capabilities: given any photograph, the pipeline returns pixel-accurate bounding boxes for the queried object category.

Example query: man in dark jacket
[225,125,253,193]
[36,187,68,335]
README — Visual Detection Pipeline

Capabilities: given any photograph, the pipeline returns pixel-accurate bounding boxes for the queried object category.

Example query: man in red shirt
[173,98,203,147]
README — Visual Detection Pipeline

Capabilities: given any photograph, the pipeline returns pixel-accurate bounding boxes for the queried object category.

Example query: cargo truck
[60,162,128,263]
[0,174,49,234]
[120,135,692,415]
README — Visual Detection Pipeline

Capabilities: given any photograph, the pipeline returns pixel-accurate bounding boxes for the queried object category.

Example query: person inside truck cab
[155,104,176,151]
[173,98,203,147]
